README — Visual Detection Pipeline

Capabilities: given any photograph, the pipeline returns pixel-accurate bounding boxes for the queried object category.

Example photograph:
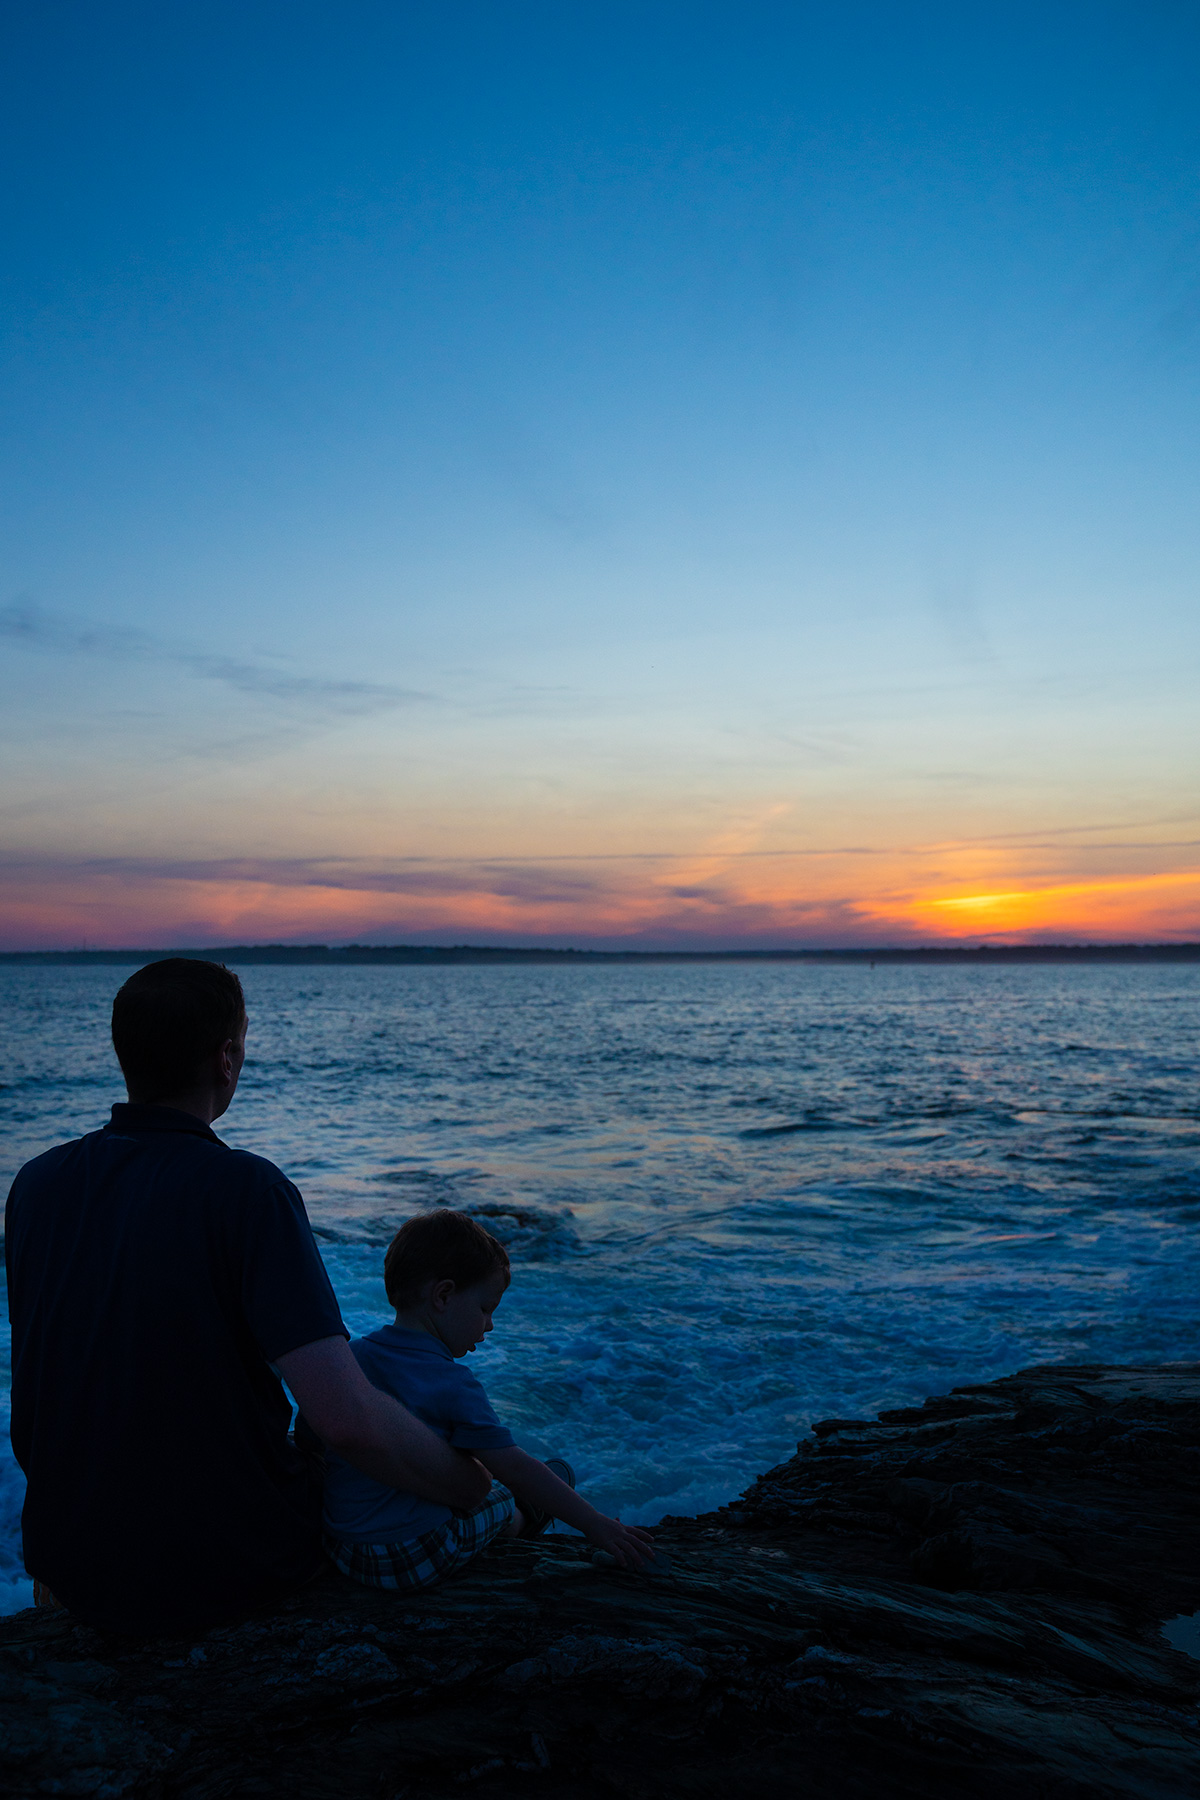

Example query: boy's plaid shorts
[326,1482,516,1591]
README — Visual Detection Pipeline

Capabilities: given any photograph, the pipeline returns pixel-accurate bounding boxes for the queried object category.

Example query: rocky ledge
[4,1362,1200,1799]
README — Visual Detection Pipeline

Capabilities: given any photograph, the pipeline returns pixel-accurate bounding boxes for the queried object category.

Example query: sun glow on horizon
[868,868,1200,944]
[4,855,1200,952]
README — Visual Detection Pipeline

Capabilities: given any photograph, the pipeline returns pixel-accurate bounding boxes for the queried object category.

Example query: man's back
[5,1103,345,1636]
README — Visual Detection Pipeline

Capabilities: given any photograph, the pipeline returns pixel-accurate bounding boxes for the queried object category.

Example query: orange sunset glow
[868,870,1200,944]
[5,840,1200,951]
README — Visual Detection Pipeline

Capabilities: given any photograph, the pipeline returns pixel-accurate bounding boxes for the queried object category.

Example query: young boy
[322,1210,654,1589]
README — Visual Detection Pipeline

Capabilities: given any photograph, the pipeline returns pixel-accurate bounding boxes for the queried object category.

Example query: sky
[2,0,1199,950]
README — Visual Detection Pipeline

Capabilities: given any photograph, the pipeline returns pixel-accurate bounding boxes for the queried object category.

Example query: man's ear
[428,1279,457,1313]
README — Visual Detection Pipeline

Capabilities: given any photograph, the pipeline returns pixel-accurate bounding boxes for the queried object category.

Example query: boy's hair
[112,958,246,1103]
[384,1210,510,1308]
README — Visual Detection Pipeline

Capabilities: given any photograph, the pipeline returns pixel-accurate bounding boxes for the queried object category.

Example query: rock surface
[4,1362,1200,1798]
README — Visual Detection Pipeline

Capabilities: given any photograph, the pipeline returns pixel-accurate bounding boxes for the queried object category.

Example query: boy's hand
[586,1515,657,1570]
[478,1446,656,1567]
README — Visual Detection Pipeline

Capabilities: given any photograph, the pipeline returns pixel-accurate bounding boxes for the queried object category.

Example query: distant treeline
[4,943,1200,966]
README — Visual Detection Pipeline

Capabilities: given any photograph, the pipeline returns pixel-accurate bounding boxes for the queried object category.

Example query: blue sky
[3,2,1200,946]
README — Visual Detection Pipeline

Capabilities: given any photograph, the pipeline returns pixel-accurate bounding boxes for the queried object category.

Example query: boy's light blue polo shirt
[322,1325,515,1543]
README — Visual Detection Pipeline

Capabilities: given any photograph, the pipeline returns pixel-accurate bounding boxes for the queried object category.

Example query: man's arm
[276,1336,491,1511]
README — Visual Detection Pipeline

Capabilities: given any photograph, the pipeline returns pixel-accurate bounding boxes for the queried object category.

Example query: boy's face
[436,1270,510,1358]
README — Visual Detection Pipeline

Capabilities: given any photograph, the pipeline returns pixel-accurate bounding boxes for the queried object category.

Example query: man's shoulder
[123,1129,297,1197]
[7,1133,99,1196]
[215,1144,297,1191]
[190,1145,310,1226]
[109,1123,298,1195]
[7,1130,298,1213]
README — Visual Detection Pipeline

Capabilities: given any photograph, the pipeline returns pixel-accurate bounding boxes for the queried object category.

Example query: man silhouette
[4,958,489,1636]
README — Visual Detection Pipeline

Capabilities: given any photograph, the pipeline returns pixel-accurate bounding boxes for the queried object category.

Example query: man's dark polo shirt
[4,1104,346,1637]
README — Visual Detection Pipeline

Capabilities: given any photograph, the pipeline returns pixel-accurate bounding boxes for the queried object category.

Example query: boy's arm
[277,1336,491,1511]
[479,1445,655,1569]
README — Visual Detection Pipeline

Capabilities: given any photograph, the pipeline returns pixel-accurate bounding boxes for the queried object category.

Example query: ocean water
[3,959,1200,1616]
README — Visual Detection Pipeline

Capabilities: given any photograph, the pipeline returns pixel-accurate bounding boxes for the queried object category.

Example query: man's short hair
[112,959,246,1102]
[384,1210,510,1309]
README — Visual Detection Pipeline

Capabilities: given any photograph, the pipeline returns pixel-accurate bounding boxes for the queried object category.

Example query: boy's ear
[428,1278,457,1312]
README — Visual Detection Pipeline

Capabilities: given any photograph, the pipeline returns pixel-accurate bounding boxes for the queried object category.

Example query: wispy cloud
[0,602,430,722]
[0,851,623,905]
[0,847,919,951]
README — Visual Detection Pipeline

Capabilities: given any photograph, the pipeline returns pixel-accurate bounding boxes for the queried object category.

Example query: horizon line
[5,940,1200,964]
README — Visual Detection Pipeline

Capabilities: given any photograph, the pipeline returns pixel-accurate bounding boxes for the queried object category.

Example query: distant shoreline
[3,942,1200,965]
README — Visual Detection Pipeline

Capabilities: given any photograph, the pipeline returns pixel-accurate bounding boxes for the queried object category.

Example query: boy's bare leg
[501,1507,527,1537]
